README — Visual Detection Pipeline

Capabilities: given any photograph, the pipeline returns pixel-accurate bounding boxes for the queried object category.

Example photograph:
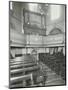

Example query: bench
[10,73,34,88]
[10,63,37,70]
[10,65,40,74]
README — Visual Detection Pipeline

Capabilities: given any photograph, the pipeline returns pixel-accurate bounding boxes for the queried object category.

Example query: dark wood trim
[23,24,46,30]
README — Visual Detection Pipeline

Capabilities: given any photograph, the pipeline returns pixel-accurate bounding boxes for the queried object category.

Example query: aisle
[40,62,65,86]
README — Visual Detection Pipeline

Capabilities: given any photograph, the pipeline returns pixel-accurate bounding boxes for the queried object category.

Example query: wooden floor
[40,62,65,86]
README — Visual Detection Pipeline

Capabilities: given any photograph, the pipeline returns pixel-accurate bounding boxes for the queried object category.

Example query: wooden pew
[10,65,40,74]
[10,59,36,66]
[10,54,46,87]
[10,54,36,63]
[10,63,37,67]
[10,73,32,82]
[10,61,36,66]
[39,52,65,79]
[10,60,23,63]
[10,63,37,70]
[10,73,34,88]
[10,57,22,62]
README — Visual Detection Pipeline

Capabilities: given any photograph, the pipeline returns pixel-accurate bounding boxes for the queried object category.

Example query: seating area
[39,52,66,80]
[10,54,47,88]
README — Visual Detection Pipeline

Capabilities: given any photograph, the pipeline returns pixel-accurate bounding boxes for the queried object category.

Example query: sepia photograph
[9,1,66,88]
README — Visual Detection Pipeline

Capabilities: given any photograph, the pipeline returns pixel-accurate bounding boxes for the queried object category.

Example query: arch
[49,28,63,35]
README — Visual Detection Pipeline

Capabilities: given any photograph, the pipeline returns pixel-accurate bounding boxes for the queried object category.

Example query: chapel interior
[9,2,66,88]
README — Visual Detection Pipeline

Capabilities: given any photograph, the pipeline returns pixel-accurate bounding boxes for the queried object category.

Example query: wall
[9,2,23,57]
[46,5,65,35]
[10,2,22,32]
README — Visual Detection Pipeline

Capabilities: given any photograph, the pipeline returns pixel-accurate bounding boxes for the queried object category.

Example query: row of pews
[39,52,66,80]
[9,54,46,88]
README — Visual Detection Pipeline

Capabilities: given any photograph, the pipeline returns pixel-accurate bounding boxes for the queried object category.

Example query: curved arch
[49,28,63,35]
